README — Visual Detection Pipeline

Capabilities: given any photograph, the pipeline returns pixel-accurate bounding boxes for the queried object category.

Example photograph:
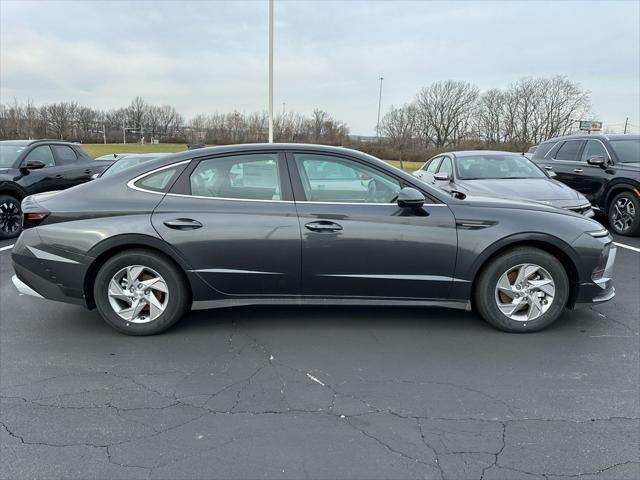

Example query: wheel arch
[83,234,193,309]
[469,234,581,309]
[603,181,640,211]
[0,183,28,201]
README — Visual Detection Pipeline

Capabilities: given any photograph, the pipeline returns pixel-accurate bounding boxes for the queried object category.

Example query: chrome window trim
[128,159,447,206]
[127,160,192,195]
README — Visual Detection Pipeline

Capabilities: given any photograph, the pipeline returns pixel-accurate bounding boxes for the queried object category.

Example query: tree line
[379,75,592,163]
[0,75,591,162]
[0,96,349,146]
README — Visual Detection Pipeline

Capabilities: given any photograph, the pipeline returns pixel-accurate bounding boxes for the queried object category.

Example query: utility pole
[376,76,384,139]
[282,102,285,117]
[122,118,126,144]
[102,122,106,145]
[268,0,274,143]
[624,117,629,134]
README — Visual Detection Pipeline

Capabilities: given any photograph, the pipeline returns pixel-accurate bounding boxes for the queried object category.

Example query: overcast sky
[1,0,638,135]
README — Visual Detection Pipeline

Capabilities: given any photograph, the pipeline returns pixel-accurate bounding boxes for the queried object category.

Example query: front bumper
[12,275,43,298]
[574,244,617,306]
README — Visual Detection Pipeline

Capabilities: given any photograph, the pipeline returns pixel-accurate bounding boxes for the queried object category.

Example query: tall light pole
[268,0,274,143]
[376,76,384,139]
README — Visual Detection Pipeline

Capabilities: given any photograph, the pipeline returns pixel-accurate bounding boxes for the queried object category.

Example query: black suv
[0,140,112,239]
[532,134,640,236]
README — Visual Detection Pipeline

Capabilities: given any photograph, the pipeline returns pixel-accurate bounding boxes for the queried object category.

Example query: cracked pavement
[1,239,638,479]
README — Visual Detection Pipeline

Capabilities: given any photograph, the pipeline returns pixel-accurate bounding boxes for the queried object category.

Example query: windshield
[456,154,546,180]
[610,139,640,163]
[0,144,26,167]
[102,155,156,177]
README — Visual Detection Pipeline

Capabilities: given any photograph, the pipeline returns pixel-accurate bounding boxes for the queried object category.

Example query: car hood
[615,162,640,172]
[456,178,584,203]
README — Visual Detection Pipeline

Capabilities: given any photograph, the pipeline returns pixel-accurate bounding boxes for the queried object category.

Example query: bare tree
[380,104,417,168]
[415,80,479,147]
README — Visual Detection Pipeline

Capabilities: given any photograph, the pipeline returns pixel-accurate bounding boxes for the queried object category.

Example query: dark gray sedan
[11,144,615,335]
[414,151,595,217]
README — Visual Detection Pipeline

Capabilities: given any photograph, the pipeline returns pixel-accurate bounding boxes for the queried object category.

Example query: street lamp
[268,0,274,143]
[376,76,384,139]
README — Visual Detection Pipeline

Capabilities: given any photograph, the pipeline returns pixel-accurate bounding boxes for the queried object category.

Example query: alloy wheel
[0,201,21,235]
[107,265,169,323]
[494,263,555,322]
[611,197,636,233]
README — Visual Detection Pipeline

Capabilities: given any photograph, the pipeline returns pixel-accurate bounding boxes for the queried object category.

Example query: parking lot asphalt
[0,236,638,480]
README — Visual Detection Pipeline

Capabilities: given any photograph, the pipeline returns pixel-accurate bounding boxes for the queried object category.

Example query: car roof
[444,150,528,158]
[0,139,81,146]
[539,133,640,144]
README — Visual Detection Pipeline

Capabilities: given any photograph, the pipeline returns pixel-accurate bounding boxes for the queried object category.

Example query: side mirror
[434,172,450,182]
[587,155,606,167]
[22,160,46,170]
[397,187,425,209]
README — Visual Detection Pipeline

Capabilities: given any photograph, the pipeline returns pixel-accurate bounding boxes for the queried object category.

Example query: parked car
[413,150,595,217]
[12,144,615,335]
[93,153,171,179]
[531,134,640,236]
[95,153,136,161]
[0,139,113,239]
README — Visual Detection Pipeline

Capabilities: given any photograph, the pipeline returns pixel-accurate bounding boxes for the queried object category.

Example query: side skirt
[192,297,472,311]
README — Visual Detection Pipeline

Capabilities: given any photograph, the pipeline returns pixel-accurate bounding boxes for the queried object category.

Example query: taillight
[23,212,49,229]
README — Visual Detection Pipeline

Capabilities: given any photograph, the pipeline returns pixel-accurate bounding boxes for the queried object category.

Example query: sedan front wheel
[473,247,569,332]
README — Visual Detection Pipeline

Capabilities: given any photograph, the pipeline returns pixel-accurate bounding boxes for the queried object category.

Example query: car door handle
[84,169,92,174]
[54,174,63,179]
[305,221,343,232]
[544,166,553,170]
[573,168,583,173]
[163,218,203,230]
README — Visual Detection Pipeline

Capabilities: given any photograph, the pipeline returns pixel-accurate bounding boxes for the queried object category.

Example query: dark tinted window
[190,154,282,200]
[51,145,78,164]
[554,140,584,161]
[610,139,640,163]
[532,142,557,159]
[135,166,180,192]
[24,145,55,167]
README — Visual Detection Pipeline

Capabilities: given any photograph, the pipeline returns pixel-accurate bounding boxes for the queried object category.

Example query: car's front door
[152,152,301,296]
[288,152,458,300]
[19,145,63,193]
[575,139,614,201]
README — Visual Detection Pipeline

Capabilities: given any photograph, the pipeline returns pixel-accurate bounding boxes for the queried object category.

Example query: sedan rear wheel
[474,247,569,332]
[94,249,189,335]
[608,191,640,236]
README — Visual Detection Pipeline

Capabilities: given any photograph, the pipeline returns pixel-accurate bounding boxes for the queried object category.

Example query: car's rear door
[287,151,458,300]
[50,144,95,187]
[545,139,586,190]
[151,151,301,296]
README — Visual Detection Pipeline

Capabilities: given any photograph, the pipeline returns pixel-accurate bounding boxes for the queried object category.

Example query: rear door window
[554,140,585,161]
[51,145,78,165]
[189,153,282,201]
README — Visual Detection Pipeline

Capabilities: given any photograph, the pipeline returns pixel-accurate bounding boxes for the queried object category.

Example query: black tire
[473,247,569,333]
[607,191,640,236]
[0,194,22,240]
[93,249,190,335]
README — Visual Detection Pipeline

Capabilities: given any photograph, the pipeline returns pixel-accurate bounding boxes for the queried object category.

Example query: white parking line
[0,244,15,252]
[614,242,640,253]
